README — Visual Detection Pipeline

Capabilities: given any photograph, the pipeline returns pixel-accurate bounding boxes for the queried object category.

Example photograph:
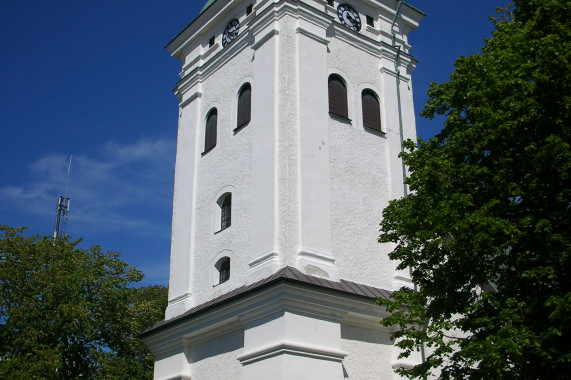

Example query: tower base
[142,267,420,380]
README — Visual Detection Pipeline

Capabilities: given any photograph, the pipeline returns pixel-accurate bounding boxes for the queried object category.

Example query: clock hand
[344,12,355,26]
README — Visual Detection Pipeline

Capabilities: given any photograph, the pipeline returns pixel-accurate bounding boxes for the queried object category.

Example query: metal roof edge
[402,1,426,17]
[141,266,392,338]
[165,0,222,51]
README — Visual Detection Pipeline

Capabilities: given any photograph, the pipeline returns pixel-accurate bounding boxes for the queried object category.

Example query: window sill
[329,112,352,123]
[364,126,385,135]
[233,122,249,134]
[214,225,231,235]
[213,279,230,287]
[366,25,381,36]
[201,146,216,156]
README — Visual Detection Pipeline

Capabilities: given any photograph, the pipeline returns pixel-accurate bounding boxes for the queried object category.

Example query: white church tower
[142,1,424,378]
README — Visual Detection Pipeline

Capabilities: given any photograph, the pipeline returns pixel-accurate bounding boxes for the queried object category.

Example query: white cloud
[104,138,173,164]
[0,137,176,239]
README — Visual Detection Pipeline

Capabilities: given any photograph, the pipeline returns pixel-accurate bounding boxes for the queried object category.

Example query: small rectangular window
[247,4,253,15]
[366,15,374,27]
[327,0,334,6]
[209,36,215,47]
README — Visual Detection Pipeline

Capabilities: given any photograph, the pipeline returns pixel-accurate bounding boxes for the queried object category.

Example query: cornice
[173,2,287,96]
[167,0,239,57]
[296,26,330,45]
[174,28,255,96]
[237,340,348,364]
[329,22,383,59]
[142,272,391,356]
[171,0,421,98]
[179,91,202,109]
[248,249,279,268]
[251,28,280,50]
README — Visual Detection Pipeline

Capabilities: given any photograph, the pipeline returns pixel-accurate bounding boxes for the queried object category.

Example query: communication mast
[53,156,72,240]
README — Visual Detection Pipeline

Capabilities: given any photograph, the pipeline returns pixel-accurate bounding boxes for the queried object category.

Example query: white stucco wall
[190,44,255,306]
[341,323,395,379]
[326,24,418,290]
[162,6,423,378]
[188,329,245,379]
[165,0,422,319]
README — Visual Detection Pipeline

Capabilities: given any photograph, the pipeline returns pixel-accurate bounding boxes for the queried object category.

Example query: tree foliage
[0,226,167,379]
[378,1,570,378]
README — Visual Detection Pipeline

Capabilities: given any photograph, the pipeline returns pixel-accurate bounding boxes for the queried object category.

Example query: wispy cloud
[0,137,176,239]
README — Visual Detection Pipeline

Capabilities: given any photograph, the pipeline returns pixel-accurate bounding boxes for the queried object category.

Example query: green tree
[0,226,167,379]
[377,1,570,378]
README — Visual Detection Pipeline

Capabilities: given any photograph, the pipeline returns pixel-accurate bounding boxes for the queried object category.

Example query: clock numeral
[222,19,240,47]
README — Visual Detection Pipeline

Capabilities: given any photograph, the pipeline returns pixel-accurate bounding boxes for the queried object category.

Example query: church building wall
[147,0,426,378]
[340,323,395,380]
[327,34,395,290]
[187,329,245,380]
[190,45,256,306]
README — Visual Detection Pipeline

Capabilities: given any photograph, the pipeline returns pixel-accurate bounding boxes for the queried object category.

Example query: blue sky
[0,0,504,286]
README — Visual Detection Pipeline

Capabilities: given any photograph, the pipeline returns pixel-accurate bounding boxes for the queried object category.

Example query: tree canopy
[378,0,570,378]
[0,225,167,379]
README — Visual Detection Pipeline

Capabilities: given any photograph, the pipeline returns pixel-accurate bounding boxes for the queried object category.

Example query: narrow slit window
[328,74,348,119]
[204,108,217,153]
[236,83,251,129]
[221,194,231,230]
[218,257,230,284]
[362,89,381,132]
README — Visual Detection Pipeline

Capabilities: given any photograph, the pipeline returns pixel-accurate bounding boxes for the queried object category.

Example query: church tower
[143,1,424,379]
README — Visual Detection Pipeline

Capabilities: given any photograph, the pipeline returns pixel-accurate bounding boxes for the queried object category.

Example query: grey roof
[200,0,424,16]
[201,0,219,14]
[142,266,391,337]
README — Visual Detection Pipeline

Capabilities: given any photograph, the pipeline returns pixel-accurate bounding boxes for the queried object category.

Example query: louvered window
[366,15,374,27]
[204,108,217,153]
[362,89,381,132]
[237,83,251,129]
[221,194,231,230]
[328,75,348,119]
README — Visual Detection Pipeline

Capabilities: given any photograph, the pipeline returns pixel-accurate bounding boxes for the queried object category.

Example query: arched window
[220,193,231,231]
[328,74,348,119]
[362,89,381,132]
[217,257,230,284]
[236,83,251,130]
[204,108,217,153]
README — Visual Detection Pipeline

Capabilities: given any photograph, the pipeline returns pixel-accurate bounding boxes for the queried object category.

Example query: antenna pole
[53,155,72,240]
[64,155,72,198]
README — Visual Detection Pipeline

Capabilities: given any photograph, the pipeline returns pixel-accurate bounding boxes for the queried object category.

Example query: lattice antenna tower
[53,155,72,240]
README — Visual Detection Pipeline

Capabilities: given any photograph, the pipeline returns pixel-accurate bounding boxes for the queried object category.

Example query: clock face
[337,4,361,32]
[222,19,240,47]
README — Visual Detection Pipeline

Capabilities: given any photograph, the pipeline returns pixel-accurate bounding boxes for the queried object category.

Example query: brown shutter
[362,89,381,132]
[204,108,217,152]
[237,83,251,129]
[328,75,348,119]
